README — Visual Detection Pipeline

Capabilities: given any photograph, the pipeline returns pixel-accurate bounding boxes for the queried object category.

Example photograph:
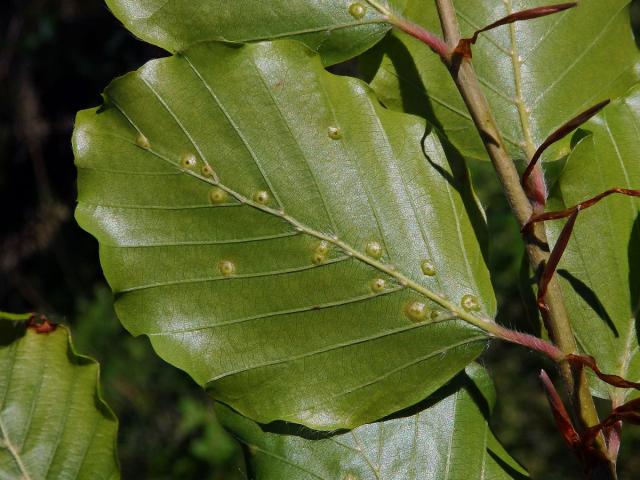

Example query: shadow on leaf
[258,367,492,441]
[558,269,618,337]
[0,319,27,347]
[630,215,640,344]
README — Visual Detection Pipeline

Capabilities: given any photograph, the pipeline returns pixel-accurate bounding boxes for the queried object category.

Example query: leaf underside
[0,322,119,480]
[104,0,409,65]
[365,0,640,161]
[217,364,529,480]
[547,85,640,402]
[74,40,496,431]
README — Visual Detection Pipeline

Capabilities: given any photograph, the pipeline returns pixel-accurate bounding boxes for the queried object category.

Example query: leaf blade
[0,322,119,479]
[216,364,529,479]
[104,0,409,65]
[366,0,640,161]
[546,85,640,402]
[74,40,496,430]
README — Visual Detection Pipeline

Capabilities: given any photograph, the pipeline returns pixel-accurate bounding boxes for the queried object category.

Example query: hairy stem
[366,0,450,57]
[432,0,609,466]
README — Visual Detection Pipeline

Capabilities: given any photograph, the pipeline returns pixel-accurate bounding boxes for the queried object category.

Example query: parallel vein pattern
[367,0,640,161]
[74,40,495,430]
[0,324,119,480]
[216,364,529,479]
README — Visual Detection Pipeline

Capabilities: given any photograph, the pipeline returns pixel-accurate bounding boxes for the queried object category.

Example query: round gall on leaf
[349,3,366,19]
[219,260,236,277]
[253,190,270,205]
[365,241,383,259]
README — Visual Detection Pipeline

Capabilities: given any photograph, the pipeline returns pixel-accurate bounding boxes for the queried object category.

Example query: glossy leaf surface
[546,86,640,402]
[366,0,640,161]
[105,0,409,65]
[0,322,119,479]
[217,364,528,479]
[74,40,495,430]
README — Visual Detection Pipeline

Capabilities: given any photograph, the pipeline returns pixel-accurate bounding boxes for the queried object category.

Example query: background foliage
[1,0,640,478]
[0,322,119,479]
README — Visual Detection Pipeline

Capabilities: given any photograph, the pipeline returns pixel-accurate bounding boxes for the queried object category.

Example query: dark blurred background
[1,1,639,478]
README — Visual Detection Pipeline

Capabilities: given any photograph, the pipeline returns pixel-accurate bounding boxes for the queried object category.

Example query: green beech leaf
[546,85,640,402]
[104,0,409,65]
[74,40,496,430]
[217,364,528,479]
[365,0,640,161]
[0,321,119,479]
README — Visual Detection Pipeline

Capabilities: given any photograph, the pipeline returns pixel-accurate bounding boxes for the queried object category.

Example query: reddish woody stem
[432,0,613,469]
[365,0,451,59]
[496,327,564,361]
[374,2,620,468]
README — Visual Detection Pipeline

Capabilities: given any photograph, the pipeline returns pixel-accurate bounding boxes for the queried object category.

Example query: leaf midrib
[250,443,327,480]
[0,414,31,480]
[243,19,389,42]
[350,432,382,479]
[101,49,501,344]
[134,0,391,46]
[506,0,536,159]
[454,1,624,160]
[104,110,496,336]
[0,342,30,480]
[375,49,521,151]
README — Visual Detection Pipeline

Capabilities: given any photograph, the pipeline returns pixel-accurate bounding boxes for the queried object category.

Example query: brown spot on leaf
[27,314,57,334]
